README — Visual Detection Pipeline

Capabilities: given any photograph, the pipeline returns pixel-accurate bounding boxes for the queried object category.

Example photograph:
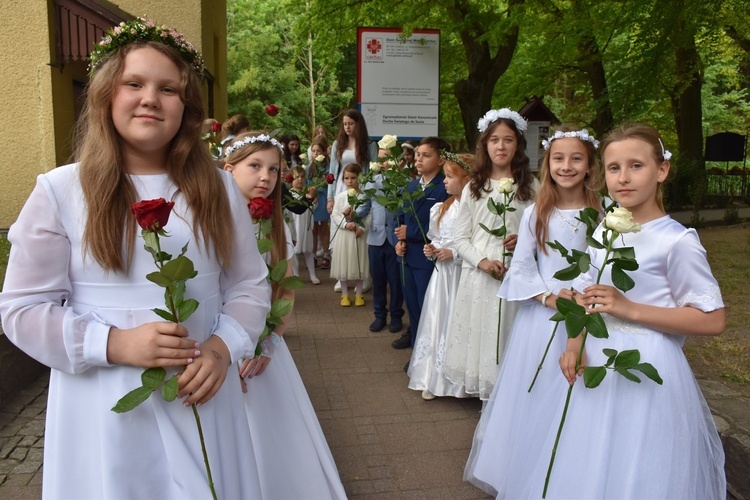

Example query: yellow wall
[0,0,227,228]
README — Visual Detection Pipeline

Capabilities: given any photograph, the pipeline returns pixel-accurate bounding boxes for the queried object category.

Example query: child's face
[486,122,517,170]
[444,167,467,196]
[225,147,280,201]
[292,172,305,190]
[415,145,441,177]
[549,138,590,193]
[311,144,325,158]
[402,147,415,165]
[111,47,185,170]
[288,140,300,153]
[603,138,669,217]
[343,170,359,189]
[342,116,357,137]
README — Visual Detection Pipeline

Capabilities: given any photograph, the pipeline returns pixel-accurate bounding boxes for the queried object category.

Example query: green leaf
[546,240,570,258]
[612,258,639,271]
[549,311,565,322]
[111,385,152,413]
[141,367,166,390]
[583,366,607,388]
[486,197,500,215]
[615,349,641,368]
[634,363,664,385]
[270,298,294,318]
[577,252,591,274]
[603,348,618,357]
[172,280,186,307]
[152,308,176,322]
[611,265,635,292]
[146,271,172,288]
[177,298,199,322]
[179,242,189,257]
[257,238,273,254]
[553,262,582,281]
[269,259,288,282]
[556,297,586,316]
[161,256,195,282]
[564,311,589,339]
[612,246,636,260]
[278,275,306,289]
[161,375,179,401]
[156,251,172,262]
[142,231,159,253]
[586,235,606,249]
[585,312,609,339]
[615,367,642,383]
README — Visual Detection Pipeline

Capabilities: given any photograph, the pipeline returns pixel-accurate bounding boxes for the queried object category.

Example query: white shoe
[334,280,341,292]
[315,249,324,258]
[421,390,436,401]
[311,277,321,285]
[362,279,371,293]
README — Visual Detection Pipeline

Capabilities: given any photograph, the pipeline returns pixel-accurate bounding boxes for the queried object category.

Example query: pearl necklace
[555,207,581,233]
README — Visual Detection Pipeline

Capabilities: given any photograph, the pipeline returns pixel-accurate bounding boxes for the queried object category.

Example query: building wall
[0,0,227,229]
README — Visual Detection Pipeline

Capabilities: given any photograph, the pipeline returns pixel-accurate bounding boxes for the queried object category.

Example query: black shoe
[369,317,387,332]
[403,361,409,372]
[389,318,403,333]
[391,332,411,349]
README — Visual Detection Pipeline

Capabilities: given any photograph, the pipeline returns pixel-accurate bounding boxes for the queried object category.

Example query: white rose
[497,177,515,194]
[370,161,382,172]
[604,207,641,233]
[347,188,357,198]
[299,153,307,160]
[386,159,396,168]
[378,134,398,150]
[315,155,325,162]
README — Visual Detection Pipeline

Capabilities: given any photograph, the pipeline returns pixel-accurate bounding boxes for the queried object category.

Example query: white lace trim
[506,259,537,280]
[602,314,656,336]
[675,285,723,310]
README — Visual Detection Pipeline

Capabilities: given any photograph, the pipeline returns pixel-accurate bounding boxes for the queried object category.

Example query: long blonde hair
[75,41,233,272]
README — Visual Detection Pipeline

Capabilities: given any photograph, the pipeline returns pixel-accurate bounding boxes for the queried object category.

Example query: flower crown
[440,150,472,172]
[89,17,206,76]
[224,134,285,157]
[477,108,528,135]
[542,129,600,150]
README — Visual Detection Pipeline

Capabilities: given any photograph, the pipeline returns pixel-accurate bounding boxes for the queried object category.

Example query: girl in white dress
[289,166,321,284]
[330,163,371,307]
[408,153,473,400]
[0,22,271,499]
[464,127,603,496]
[223,133,347,499]
[533,124,726,498]
[444,109,539,400]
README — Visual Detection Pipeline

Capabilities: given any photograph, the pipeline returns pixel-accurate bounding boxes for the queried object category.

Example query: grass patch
[0,233,9,292]
[684,224,750,397]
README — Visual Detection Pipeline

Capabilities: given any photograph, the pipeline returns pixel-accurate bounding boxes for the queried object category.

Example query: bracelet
[541,290,552,308]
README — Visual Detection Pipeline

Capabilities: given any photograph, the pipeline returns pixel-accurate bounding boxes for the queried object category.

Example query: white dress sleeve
[0,176,112,374]
[212,175,273,363]
[453,183,484,268]
[427,203,442,243]
[499,204,548,301]
[667,229,724,312]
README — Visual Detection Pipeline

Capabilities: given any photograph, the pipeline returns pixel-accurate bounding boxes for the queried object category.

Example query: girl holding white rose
[444,109,539,400]
[464,126,604,496]
[535,123,726,498]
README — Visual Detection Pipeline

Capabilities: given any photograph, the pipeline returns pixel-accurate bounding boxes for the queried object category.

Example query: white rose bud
[387,160,396,167]
[299,153,307,160]
[315,155,325,162]
[378,134,398,150]
[370,161,382,172]
[604,207,641,233]
[347,188,357,198]
[497,177,515,194]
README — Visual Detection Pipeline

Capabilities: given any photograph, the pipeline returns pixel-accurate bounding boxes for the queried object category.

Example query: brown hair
[335,109,372,165]
[291,165,306,181]
[221,114,250,141]
[471,118,534,202]
[600,123,671,211]
[534,126,602,253]
[75,41,233,272]
[437,158,472,228]
[223,132,288,270]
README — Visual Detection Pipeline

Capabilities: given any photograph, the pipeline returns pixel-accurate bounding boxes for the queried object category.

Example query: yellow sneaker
[355,295,365,307]
[340,295,351,307]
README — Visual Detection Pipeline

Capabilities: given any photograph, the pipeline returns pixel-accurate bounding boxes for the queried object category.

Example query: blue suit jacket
[398,172,448,270]
[356,174,400,247]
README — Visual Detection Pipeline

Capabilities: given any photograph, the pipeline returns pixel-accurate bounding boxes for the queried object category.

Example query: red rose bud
[131,198,175,231]
[325,173,335,184]
[211,121,222,133]
[248,197,274,220]
[285,174,294,183]
[265,104,279,117]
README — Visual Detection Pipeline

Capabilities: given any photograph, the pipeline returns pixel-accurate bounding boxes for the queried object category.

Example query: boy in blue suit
[393,137,450,353]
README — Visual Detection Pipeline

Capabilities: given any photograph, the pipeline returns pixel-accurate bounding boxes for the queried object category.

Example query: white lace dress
[329,190,370,281]
[289,189,314,254]
[444,179,537,400]
[465,204,589,495]
[242,224,347,499]
[0,164,270,499]
[407,200,471,398]
[481,215,726,498]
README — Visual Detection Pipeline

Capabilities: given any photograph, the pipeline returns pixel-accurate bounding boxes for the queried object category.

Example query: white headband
[542,129,600,150]
[224,134,284,157]
[477,108,528,134]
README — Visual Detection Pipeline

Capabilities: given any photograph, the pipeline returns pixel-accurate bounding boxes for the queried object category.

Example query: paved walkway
[0,268,490,499]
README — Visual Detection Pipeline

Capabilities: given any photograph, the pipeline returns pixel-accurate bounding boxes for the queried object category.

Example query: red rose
[325,173,335,184]
[211,121,222,133]
[285,174,294,184]
[131,198,175,231]
[265,104,279,117]
[248,197,274,220]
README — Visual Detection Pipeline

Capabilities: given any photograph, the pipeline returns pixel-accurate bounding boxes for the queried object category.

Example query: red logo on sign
[367,38,382,55]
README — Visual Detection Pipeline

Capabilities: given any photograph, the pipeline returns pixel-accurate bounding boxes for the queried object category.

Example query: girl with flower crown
[0,20,271,498]
[524,123,725,499]
[464,126,604,496]
[444,109,539,400]
[407,153,473,400]
[223,132,347,499]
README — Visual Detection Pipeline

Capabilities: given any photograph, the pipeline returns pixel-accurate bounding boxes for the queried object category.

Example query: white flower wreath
[477,108,528,134]
[224,134,284,157]
[541,129,600,150]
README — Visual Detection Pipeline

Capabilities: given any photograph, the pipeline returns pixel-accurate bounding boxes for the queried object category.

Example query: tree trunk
[578,33,614,137]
